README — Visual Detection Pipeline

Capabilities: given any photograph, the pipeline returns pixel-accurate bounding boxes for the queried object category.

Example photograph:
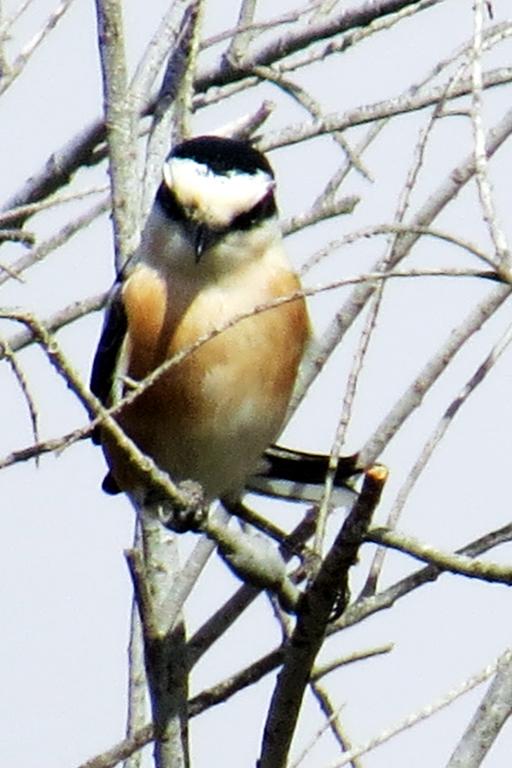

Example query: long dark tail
[247,445,361,506]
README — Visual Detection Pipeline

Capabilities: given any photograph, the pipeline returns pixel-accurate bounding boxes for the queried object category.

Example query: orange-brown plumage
[101,255,309,499]
[92,135,310,501]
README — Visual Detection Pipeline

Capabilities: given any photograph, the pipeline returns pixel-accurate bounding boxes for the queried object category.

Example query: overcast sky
[2,1,512,767]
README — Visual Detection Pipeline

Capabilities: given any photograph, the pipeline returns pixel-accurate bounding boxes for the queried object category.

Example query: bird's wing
[90,282,127,443]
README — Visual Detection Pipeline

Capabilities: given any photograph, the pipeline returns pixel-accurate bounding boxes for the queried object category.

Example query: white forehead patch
[163,156,274,229]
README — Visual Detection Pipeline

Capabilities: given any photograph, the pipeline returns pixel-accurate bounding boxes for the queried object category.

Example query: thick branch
[258,466,387,768]
[198,0,446,92]
[94,0,139,269]
[128,516,190,768]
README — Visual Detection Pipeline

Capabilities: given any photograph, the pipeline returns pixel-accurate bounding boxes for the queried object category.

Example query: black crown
[169,135,274,178]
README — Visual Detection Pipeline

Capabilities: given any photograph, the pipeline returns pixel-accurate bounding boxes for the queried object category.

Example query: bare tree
[3,1,512,767]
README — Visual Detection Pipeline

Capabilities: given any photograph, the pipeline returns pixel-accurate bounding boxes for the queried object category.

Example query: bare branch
[367,527,512,585]
[0,309,196,511]
[198,0,447,92]
[136,516,189,768]
[259,466,387,768]
[214,99,275,140]
[0,198,109,286]
[446,649,512,768]
[123,525,147,768]
[293,685,360,768]
[4,292,107,355]
[129,0,192,116]
[335,523,512,634]
[358,284,510,467]
[0,228,34,245]
[1,121,107,228]
[74,518,512,768]
[0,0,76,96]
[261,67,512,152]
[142,0,204,214]
[470,0,510,269]
[361,316,512,599]
[0,185,108,227]
[4,14,510,227]
[76,724,153,768]
[94,0,139,270]
[292,102,512,431]
[0,263,503,470]
[0,338,40,453]
[329,657,500,766]
[6,5,512,764]
[224,0,258,65]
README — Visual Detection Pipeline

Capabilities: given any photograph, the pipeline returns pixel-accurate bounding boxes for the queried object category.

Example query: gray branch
[446,650,512,768]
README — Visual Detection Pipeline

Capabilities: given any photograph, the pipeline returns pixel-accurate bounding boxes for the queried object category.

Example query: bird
[90,134,317,507]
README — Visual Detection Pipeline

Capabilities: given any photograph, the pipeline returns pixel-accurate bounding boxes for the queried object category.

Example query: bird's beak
[194,223,208,263]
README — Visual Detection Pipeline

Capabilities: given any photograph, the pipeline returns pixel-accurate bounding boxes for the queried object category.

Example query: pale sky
[2,1,512,766]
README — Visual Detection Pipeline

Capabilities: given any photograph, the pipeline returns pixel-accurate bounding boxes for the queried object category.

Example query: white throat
[163,157,274,229]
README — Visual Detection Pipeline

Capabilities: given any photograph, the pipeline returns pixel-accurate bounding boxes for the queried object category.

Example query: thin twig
[0,198,109,286]
[76,724,154,768]
[471,0,510,271]
[0,338,40,456]
[360,43,490,594]
[1,120,107,228]
[171,0,204,143]
[0,309,194,511]
[0,0,75,96]
[446,648,512,768]
[367,527,512,585]
[361,316,512,597]
[199,0,446,93]
[129,0,191,117]
[0,263,505,470]
[74,521,512,768]
[292,685,361,768]
[0,184,109,227]
[327,655,501,767]
[261,68,512,153]
[357,284,511,467]
[334,523,512,634]
[3,292,107,355]
[0,228,35,245]
[292,103,512,432]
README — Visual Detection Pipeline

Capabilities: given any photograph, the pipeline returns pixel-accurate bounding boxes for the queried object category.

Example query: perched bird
[91,135,316,505]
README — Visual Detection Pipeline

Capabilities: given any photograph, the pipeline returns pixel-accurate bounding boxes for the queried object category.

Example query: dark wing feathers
[90,284,127,444]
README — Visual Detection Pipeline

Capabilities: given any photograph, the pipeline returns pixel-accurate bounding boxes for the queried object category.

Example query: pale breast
[104,250,309,499]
